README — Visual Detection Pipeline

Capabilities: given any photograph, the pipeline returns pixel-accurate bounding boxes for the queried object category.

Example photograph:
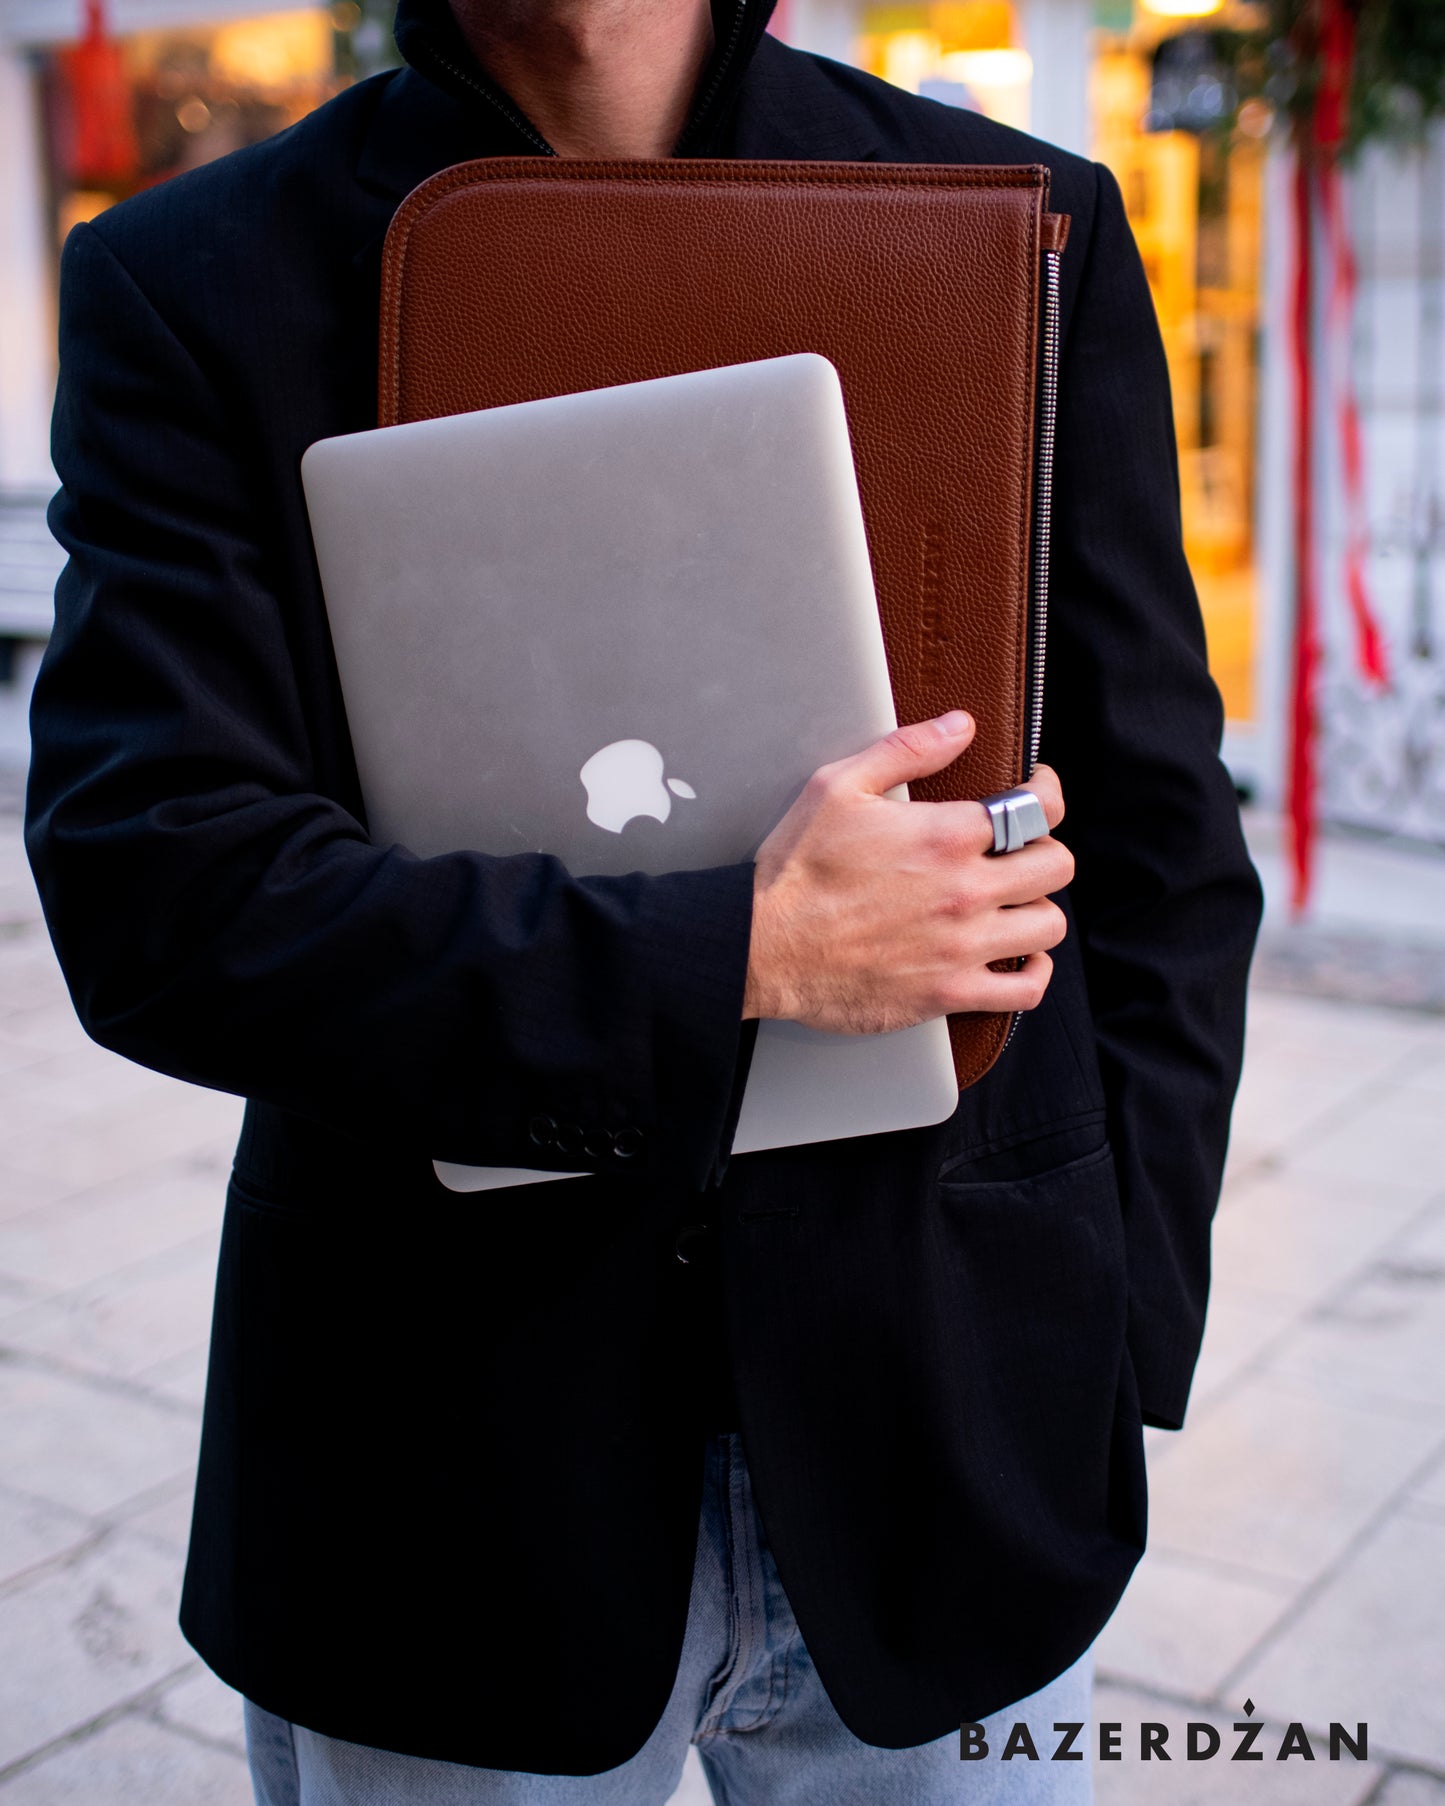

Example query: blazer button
[583,1129,614,1159]
[527,1114,556,1148]
[553,1122,584,1156]
[612,1128,644,1160]
[674,1222,712,1264]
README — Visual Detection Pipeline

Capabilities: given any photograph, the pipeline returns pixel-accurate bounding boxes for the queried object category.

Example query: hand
[742,712,1072,1034]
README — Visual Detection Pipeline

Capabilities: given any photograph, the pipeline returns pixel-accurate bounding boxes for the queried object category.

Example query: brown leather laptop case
[379,158,1067,1089]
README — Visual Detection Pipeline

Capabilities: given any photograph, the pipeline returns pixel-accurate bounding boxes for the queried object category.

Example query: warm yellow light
[210,10,331,89]
[1139,0,1223,16]
[939,47,1033,86]
[880,30,941,93]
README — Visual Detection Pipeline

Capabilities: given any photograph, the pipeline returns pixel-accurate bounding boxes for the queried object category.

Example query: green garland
[1221,0,1445,153]
[1351,0,1445,143]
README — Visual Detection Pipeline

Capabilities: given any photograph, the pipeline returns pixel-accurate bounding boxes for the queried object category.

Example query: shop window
[37,2,397,248]
[856,2,1031,129]
[1092,8,1266,724]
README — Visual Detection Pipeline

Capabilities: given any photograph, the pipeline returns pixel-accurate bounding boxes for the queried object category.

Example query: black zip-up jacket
[26,0,1262,1773]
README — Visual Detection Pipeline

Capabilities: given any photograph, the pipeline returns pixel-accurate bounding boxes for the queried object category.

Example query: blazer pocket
[933,1142,1125,1325]
[931,1142,1142,1552]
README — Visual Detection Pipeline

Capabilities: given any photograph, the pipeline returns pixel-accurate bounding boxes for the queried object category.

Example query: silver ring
[980,786,1049,855]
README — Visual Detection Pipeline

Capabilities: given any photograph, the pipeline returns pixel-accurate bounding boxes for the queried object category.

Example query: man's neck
[448,0,716,158]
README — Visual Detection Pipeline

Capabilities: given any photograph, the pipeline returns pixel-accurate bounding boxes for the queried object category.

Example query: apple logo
[580,739,696,834]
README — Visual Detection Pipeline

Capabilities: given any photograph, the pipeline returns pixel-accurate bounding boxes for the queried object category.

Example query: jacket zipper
[674,0,750,155]
[999,242,1063,1061]
[425,49,557,155]
[424,0,751,161]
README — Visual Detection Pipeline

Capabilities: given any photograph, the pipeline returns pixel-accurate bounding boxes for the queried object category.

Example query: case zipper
[1025,245,1062,780]
[999,242,1063,1061]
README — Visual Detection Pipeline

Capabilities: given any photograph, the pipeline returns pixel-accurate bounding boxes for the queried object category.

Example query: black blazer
[26,0,1262,1774]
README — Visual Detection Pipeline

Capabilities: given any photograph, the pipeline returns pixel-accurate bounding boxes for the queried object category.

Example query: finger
[977,897,1068,964]
[1027,764,1065,832]
[954,951,1055,1014]
[913,796,999,859]
[828,712,975,798]
[977,837,1076,907]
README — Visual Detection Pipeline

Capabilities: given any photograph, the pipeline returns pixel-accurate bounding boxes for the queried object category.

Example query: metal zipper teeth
[428,0,749,160]
[999,245,1064,1062]
[1025,246,1062,778]
[427,49,557,155]
[675,0,750,155]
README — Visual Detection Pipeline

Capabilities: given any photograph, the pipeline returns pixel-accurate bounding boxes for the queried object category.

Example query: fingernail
[937,711,972,737]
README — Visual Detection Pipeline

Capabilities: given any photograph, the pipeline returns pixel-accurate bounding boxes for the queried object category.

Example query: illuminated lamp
[939,47,1033,85]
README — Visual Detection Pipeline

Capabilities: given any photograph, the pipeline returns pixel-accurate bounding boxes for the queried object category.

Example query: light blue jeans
[247,1432,1093,1805]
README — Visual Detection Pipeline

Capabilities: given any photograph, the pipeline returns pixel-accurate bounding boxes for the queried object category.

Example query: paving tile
[1090,1683,1378,1805]
[1261,1202,1445,1414]
[1220,1133,1276,1188]
[0,944,72,1020]
[1231,1506,1445,1771]
[1237,996,1438,1086]
[1284,1090,1445,1193]
[0,1166,77,1229]
[0,1050,174,1151]
[0,1162,225,1295]
[0,1084,241,1194]
[0,1360,198,1517]
[0,1005,95,1059]
[1227,1058,1402,1171]
[15,1052,181,1120]
[0,1033,51,1080]
[0,1235,219,1382]
[1404,1446,1445,1512]
[0,1714,252,1804]
[1399,1046,1445,1102]
[152,1664,246,1756]
[1185,1288,1305,1417]
[0,1531,190,1772]
[0,1269,43,1316]
[1095,1549,1294,1699]
[0,1487,94,1590]
[0,1085,78,1150]
[133,1346,211,1413]
[1145,1373,1442,1586]
[108,1478,196,1556]
[1210,1169,1435,1308]
[1371,1774,1445,1805]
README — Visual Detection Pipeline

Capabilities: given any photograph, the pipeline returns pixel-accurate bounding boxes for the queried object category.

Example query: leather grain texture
[379,158,1060,1088]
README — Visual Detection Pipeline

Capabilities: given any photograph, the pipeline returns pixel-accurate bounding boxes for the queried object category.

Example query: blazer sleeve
[25,220,756,1190]
[1040,164,1263,1430]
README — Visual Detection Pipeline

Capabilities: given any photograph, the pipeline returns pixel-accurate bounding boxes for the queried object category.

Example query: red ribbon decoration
[1322,163,1390,690]
[1288,151,1321,915]
[1285,0,1390,915]
[59,0,137,189]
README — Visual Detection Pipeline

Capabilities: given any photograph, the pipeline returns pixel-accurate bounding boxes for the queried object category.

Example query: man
[25,0,1261,1798]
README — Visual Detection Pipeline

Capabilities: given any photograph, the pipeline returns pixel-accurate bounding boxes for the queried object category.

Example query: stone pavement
[0,804,1442,1804]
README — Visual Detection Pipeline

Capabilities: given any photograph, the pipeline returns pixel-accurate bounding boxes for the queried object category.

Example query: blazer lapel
[727,36,883,161]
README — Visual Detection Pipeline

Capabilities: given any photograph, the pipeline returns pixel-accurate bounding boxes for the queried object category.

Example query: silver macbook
[301,354,958,1191]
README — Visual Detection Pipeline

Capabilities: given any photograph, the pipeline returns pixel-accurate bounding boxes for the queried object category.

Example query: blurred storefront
[0,0,393,757]
[782,0,1444,864]
[783,0,1266,733]
[0,0,394,491]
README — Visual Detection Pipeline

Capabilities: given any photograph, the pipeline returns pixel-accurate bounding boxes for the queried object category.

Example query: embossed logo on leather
[920,519,951,657]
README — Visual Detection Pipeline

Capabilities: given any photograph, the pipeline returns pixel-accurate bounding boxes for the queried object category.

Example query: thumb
[840,711,975,796]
